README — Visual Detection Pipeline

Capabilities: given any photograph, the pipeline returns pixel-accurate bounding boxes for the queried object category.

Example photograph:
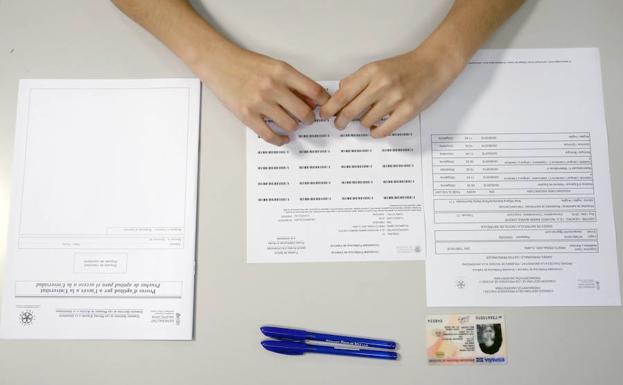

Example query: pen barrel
[310,345,398,360]
[308,332,396,350]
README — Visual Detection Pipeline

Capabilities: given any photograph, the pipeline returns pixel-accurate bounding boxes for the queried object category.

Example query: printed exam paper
[246,49,620,307]
[422,48,620,306]
[0,79,200,339]
[247,81,426,262]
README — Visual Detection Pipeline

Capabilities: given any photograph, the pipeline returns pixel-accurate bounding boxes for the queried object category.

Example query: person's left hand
[319,47,465,138]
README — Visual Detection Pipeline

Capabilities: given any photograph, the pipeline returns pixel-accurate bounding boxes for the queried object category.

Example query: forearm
[417,0,525,75]
[111,0,239,83]
[321,0,524,136]
[112,0,329,146]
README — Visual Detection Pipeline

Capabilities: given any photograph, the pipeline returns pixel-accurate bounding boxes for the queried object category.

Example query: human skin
[320,0,525,137]
[112,0,524,145]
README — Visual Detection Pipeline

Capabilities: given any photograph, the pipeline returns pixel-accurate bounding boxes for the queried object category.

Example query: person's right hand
[195,47,329,146]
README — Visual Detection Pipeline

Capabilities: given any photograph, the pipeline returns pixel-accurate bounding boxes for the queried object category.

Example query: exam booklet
[0,79,200,339]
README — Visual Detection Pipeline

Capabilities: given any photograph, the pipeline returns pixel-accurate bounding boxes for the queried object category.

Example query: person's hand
[195,47,329,146]
[319,47,465,138]
[113,0,523,144]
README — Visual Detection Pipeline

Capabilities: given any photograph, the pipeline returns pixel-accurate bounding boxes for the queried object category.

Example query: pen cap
[261,326,307,341]
[261,340,306,355]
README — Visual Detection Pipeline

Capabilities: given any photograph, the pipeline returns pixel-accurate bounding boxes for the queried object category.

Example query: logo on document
[18,310,35,326]
[455,279,467,290]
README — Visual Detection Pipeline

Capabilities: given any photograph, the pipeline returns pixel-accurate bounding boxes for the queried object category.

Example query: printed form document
[422,48,620,306]
[1,79,200,339]
[247,49,620,307]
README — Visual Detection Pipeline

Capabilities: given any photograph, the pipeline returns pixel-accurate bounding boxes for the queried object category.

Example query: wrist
[414,38,469,81]
[182,29,245,85]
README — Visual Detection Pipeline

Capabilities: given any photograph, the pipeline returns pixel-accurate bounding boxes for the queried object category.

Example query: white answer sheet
[423,48,621,306]
[1,79,200,339]
[247,81,426,262]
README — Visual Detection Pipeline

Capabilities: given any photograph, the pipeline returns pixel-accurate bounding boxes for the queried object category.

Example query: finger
[294,90,317,110]
[261,103,299,133]
[334,87,381,129]
[248,116,290,146]
[319,73,368,119]
[284,68,330,106]
[369,105,415,138]
[360,99,395,128]
[275,89,315,125]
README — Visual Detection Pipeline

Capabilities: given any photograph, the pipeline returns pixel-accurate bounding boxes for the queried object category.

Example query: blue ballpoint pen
[260,326,397,350]
[261,340,399,360]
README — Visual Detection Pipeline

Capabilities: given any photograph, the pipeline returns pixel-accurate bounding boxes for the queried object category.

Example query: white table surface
[0,1,621,384]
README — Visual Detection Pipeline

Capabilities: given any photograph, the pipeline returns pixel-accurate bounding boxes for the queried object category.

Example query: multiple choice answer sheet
[422,48,620,306]
[0,79,200,338]
[247,81,426,262]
